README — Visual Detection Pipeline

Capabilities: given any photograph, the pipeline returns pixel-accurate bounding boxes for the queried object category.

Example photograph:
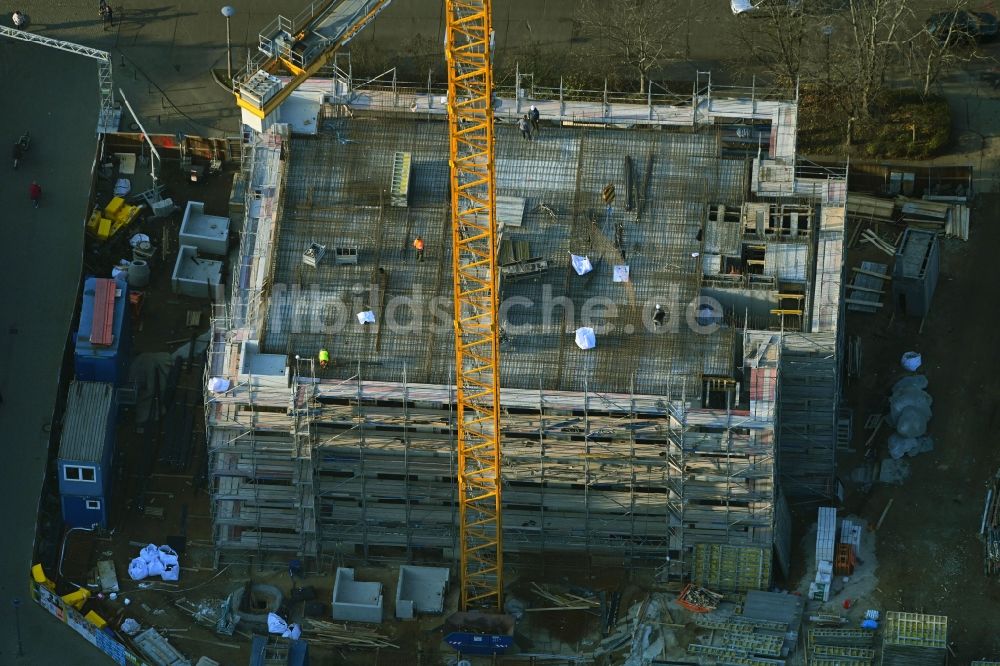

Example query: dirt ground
[835,195,1000,657]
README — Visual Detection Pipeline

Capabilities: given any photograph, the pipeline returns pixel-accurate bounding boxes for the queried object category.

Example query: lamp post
[222,6,236,82]
[12,598,23,657]
[821,25,834,88]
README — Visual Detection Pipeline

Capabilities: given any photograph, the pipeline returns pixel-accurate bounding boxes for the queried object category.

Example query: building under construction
[205,74,847,586]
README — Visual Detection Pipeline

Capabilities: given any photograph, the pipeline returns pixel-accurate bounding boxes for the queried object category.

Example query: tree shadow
[27,6,194,32]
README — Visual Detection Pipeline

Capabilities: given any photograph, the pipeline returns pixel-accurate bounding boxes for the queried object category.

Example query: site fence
[31,579,153,666]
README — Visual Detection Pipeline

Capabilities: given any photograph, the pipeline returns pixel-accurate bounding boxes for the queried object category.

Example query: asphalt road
[0,38,110,663]
[2,1,744,138]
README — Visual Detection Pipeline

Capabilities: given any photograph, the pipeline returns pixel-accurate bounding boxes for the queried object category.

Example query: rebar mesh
[261,112,749,395]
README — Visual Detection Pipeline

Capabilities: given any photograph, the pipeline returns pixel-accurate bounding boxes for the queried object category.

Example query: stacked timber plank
[846,193,895,221]
[845,192,969,241]
[303,619,397,648]
[881,612,948,666]
[898,198,950,231]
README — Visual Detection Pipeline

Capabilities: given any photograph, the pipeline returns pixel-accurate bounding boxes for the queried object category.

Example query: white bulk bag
[128,558,148,581]
[575,327,596,350]
[570,254,593,276]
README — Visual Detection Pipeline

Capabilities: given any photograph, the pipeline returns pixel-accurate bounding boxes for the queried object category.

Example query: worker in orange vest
[413,235,425,262]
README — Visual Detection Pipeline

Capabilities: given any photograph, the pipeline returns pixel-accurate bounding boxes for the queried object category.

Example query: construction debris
[981,469,1000,576]
[593,593,675,665]
[860,228,898,256]
[677,583,723,612]
[529,582,600,610]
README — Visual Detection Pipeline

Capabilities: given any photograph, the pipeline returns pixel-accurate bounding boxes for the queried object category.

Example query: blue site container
[74,276,131,384]
[57,381,117,528]
[444,632,513,655]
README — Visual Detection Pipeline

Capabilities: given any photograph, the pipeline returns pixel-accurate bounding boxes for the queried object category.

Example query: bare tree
[732,6,812,86]
[576,0,680,94]
[838,0,913,119]
[899,0,988,99]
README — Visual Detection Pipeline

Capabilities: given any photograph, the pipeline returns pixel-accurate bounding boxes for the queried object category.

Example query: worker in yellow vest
[318,348,330,369]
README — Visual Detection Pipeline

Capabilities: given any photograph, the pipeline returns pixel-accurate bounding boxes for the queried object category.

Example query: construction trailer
[204,75,847,578]
[74,276,132,385]
[57,381,117,528]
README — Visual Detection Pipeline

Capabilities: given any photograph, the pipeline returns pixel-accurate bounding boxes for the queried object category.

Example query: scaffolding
[201,81,839,576]
[777,331,839,499]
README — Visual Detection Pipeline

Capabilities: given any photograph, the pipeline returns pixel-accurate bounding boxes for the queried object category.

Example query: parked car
[925,10,999,43]
[731,0,801,15]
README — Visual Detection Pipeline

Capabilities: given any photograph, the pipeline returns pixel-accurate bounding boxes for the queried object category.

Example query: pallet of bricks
[806,626,876,666]
[882,612,948,666]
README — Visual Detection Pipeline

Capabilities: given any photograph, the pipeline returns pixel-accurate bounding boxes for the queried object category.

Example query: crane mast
[232,0,505,615]
[444,0,504,612]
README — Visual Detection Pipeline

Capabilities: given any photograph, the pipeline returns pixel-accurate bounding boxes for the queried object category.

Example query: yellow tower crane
[235,0,505,616]
[443,0,504,613]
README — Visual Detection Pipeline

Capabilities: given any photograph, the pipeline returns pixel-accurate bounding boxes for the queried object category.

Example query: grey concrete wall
[332,568,383,624]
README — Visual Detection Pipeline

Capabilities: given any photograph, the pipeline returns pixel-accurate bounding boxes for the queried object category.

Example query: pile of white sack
[886,374,933,459]
[268,612,302,640]
[128,544,181,582]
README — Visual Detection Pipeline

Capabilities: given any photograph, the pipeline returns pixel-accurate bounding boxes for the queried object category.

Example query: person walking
[413,235,425,262]
[101,3,113,30]
[517,115,531,141]
[652,304,666,328]
[29,181,41,208]
[529,105,540,133]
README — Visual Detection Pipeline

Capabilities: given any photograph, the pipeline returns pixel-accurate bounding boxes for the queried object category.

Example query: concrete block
[332,568,383,624]
[179,201,230,256]
[395,565,449,619]
[171,245,224,299]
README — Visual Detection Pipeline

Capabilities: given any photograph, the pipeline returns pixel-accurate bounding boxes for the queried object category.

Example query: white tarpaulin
[575,327,596,350]
[613,265,630,282]
[267,613,288,634]
[571,254,593,276]
[208,377,231,393]
[357,310,376,325]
